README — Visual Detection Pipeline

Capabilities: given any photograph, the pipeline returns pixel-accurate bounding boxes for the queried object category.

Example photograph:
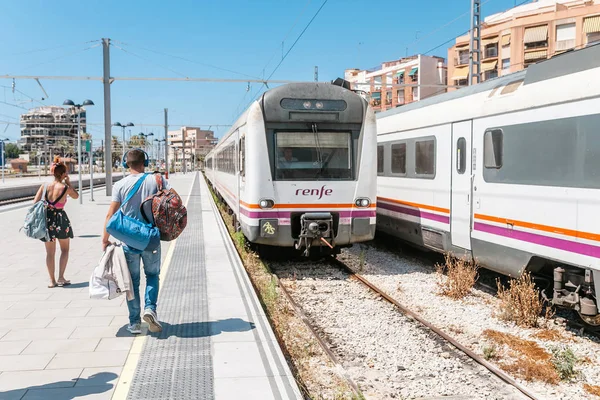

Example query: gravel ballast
[338,243,600,400]
[276,260,529,400]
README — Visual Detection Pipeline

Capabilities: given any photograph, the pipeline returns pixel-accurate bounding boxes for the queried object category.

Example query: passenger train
[205,81,377,256]
[376,44,600,326]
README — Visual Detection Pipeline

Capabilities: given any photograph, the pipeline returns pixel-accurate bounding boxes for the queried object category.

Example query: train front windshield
[275,131,353,180]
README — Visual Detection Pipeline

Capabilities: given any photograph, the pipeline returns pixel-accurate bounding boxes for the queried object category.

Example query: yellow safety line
[111,173,197,400]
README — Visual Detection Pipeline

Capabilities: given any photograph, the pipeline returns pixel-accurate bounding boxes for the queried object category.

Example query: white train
[205,81,377,256]
[376,44,600,326]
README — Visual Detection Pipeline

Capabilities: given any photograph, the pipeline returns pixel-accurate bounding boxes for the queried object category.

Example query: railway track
[271,255,537,400]
[326,256,541,400]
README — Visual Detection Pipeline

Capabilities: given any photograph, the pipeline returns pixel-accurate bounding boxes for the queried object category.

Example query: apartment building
[168,126,216,169]
[19,106,87,155]
[344,54,447,113]
[448,0,600,87]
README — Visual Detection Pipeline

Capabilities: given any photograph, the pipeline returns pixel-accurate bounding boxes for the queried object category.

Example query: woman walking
[33,156,79,288]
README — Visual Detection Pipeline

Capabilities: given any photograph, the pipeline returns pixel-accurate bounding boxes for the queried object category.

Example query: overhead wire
[405,0,498,51]
[230,0,313,120]
[10,43,100,74]
[113,40,262,80]
[112,44,188,78]
[422,0,533,56]
[260,0,313,75]
[8,40,99,57]
[236,0,329,120]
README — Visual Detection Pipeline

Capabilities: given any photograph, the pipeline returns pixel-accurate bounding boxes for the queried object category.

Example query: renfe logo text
[295,185,333,200]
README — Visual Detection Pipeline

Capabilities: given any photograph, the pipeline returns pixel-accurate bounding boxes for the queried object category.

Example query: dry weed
[584,384,600,397]
[436,253,479,299]
[534,328,570,342]
[483,329,560,384]
[496,271,543,328]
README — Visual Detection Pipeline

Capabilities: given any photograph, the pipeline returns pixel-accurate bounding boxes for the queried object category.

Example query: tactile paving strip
[128,174,214,400]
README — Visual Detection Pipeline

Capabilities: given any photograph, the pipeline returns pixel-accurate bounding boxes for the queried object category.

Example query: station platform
[0,173,124,202]
[0,172,301,400]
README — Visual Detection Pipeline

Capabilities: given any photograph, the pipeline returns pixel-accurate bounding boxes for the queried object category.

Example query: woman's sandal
[57,280,71,287]
[48,282,58,288]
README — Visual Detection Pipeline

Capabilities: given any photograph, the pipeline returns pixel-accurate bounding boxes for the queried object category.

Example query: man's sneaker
[143,309,163,333]
[127,323,142,335]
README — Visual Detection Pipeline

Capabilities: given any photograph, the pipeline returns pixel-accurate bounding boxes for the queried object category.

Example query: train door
[450,121,473,251]
[238,133,245,219]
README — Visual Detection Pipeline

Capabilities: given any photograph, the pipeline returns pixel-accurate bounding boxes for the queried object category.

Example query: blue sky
[0,0,523,144]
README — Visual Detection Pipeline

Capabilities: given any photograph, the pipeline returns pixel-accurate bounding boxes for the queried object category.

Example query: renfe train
[376,44,600,327]
[205,81,377,256]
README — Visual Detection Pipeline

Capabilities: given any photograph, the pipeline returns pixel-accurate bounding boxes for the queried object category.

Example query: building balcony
[454,55,469,66]
[484,47,498,59]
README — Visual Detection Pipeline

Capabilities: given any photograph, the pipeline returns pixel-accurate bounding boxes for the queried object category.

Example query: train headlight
[259,199,275,209]
[355,198,371,208]
[303,101,312,109]
[315,101,324,109]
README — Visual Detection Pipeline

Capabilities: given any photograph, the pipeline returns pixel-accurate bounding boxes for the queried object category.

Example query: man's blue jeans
[124,247,161,324]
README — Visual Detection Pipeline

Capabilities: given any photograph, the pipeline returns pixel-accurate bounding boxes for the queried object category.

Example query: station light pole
[139,132,154,167]
[154,139,165,170]
[0,138,8,184]
[63,99,94,205]
[113,122,134,175]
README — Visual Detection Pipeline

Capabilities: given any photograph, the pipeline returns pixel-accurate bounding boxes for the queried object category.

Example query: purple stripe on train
[474,222,600,259]
[377,201,450,224]
[239,208,376,219]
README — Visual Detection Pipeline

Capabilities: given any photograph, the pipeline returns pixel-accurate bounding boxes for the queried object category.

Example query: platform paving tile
[213,341,279,379]
[75,367,122,387]
[22,338,101,355]
[0,368,82,390]
[214,376,297,400]
[0,318,52,330]
[47,316,114,329]
[0,340,31,355]
[46,351,129,370]
[0,354,54,372]
[69,326,129,340]
[8,301,71,310]
[27,307,91,319]
[21,387,115,400]
[1,327,75,342]
[94,337,134,352]
[86,306,128,317]
[0,308,35,319]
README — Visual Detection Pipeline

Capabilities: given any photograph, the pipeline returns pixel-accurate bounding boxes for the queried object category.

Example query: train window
[274,131,353,180]
[377,145,384,175]
[415,139,435,177]
[484,129,503,169]
[391,143,406,174]
[457,137,466,174]
[483,114,600,189]
[240,137,245,177]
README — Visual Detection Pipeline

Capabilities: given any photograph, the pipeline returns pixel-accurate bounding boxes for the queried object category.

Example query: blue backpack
[21,184,50,241]
[106,174,160,252]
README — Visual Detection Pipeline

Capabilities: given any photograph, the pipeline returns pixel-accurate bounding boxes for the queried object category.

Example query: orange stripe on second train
[240,201,376,210]
[377,197,450,214]
[474,213,600,243]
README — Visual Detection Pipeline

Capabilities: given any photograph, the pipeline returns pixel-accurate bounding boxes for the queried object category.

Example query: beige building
[448,0,600,88]
[345,54,447,113]
[168,126,216,169]
[19,106,87,157]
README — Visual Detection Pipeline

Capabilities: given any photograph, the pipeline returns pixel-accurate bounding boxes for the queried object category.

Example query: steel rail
[329,257,542,400]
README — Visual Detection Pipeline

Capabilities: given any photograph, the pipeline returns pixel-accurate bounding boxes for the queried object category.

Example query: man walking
[102,149,169,334]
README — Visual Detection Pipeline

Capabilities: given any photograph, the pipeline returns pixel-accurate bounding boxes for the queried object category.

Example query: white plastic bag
[89,247,125,300]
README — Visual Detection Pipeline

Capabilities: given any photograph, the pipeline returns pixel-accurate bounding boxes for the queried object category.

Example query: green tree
[4,143,20,159]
